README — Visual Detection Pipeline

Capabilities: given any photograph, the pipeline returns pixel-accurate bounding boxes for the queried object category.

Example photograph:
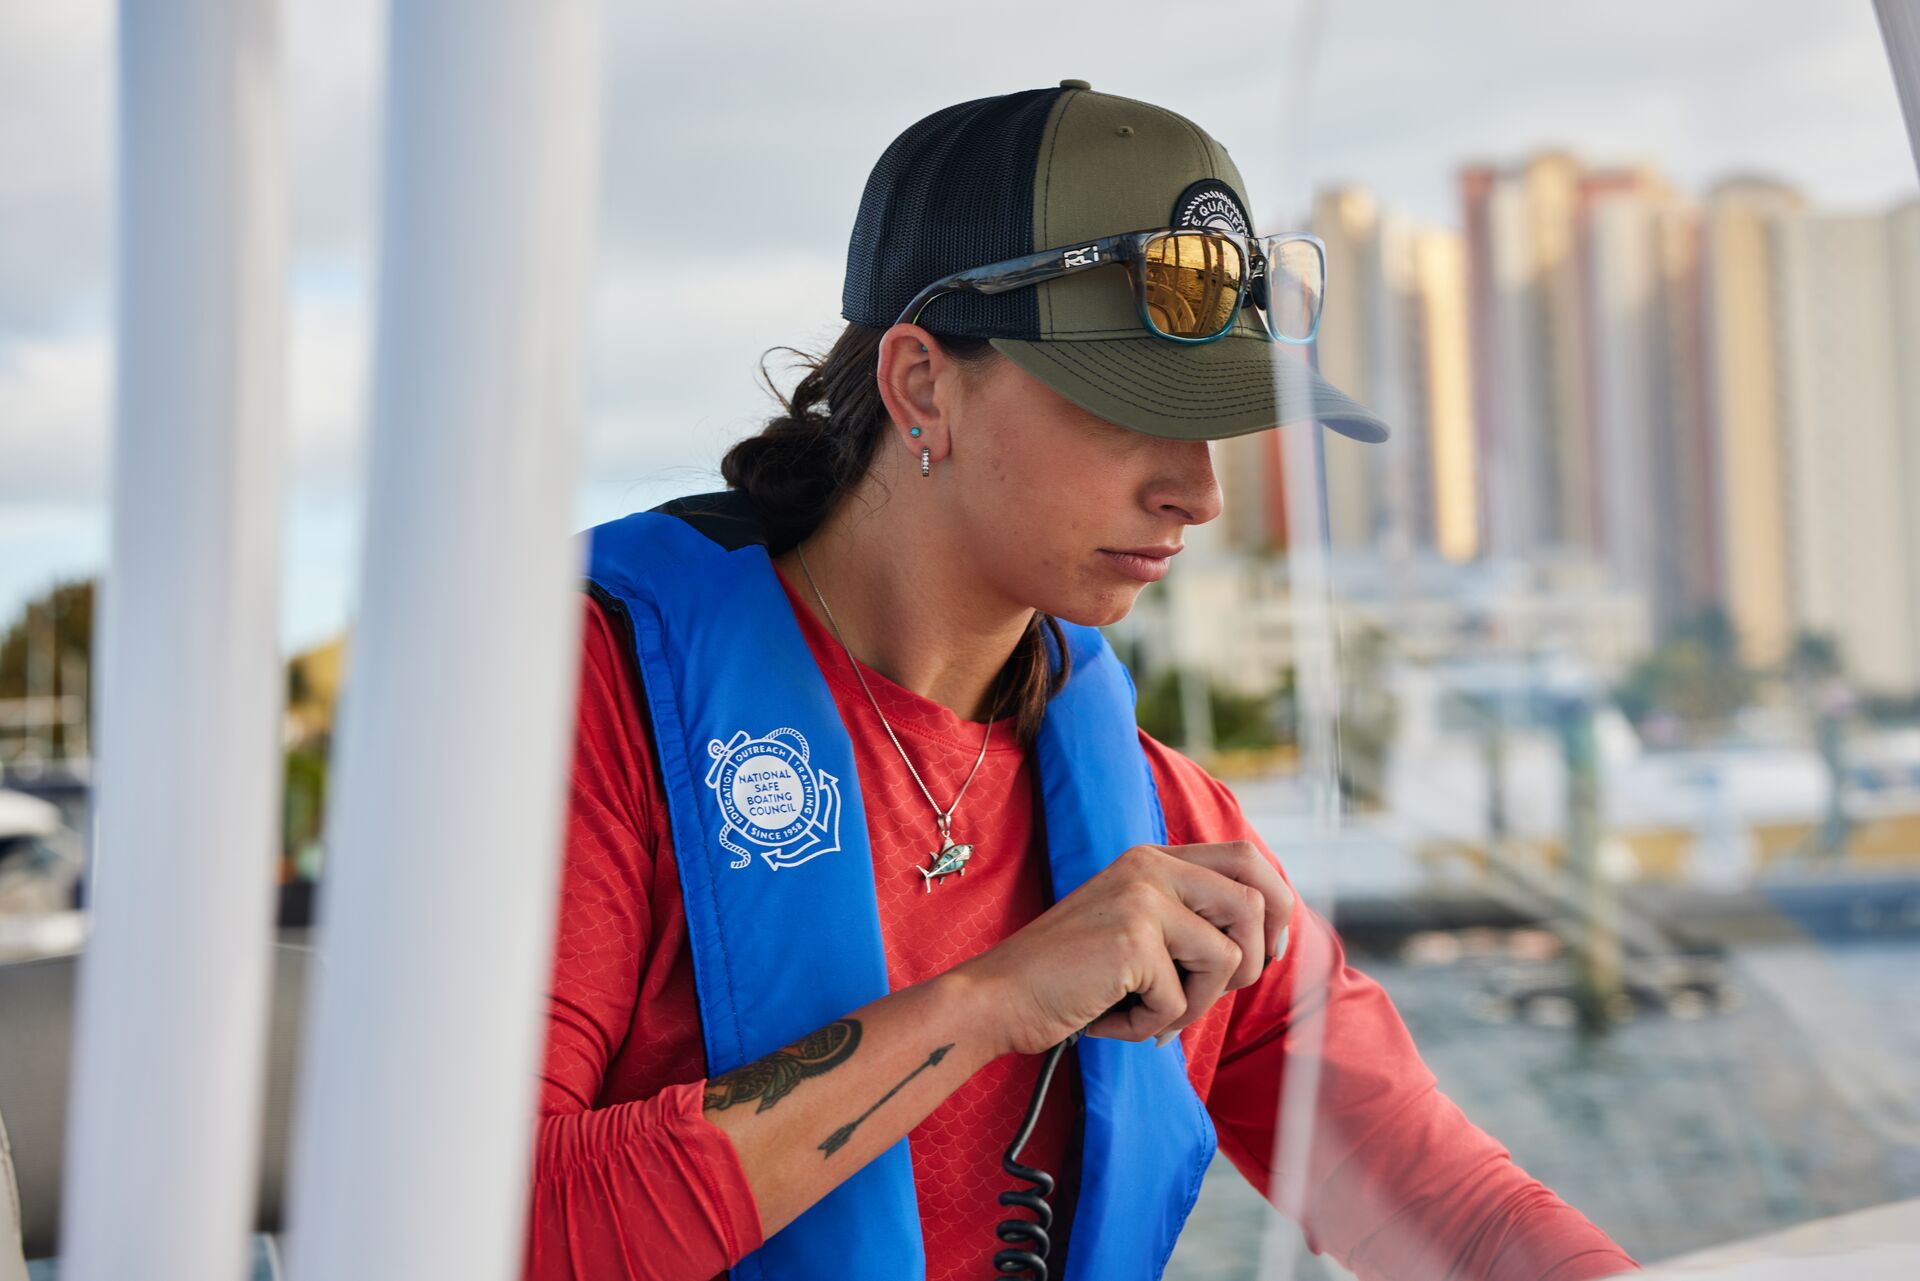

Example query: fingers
[1146,855,1266,992]
[1145,841,1295,967]
[1083,897,1240,1046]
[1155,900,1241,1040]
[1067,841,1299,1050]
[1084,942,1182,1044]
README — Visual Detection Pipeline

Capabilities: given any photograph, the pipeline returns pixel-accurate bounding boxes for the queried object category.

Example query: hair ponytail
[721,321,1072,746]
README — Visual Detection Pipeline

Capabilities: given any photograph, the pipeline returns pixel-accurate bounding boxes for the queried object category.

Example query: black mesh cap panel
[840,87,1063,339]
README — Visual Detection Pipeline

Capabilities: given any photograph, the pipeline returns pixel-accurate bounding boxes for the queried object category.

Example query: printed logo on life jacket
[1170,177,1253,236]
[705,726,844,872]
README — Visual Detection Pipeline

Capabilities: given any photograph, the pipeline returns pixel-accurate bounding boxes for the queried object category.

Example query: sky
[1,0,1915,651]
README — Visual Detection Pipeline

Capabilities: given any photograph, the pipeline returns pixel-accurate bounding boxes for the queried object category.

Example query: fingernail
[1154,1029,1177,1048]
[1274,926,1290,962]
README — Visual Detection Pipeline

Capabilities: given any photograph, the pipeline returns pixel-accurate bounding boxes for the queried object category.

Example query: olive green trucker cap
[841,80,1390,444]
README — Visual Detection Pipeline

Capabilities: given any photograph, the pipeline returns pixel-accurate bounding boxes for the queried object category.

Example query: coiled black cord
[990,1028,1082,1279]
[990,978,1181,1277]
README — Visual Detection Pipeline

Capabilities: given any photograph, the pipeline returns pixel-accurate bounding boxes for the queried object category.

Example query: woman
[523,82,1640,1281]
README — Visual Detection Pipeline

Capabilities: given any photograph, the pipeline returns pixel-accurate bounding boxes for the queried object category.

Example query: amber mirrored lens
[1262,237,1325,341]
[1141,231,1246,339]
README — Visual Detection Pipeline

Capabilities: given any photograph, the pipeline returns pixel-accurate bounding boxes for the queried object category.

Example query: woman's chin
[1050,584,1145,630]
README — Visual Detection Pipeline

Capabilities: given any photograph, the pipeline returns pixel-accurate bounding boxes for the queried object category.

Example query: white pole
[60,3,286,1279]
[1257,5,1343,1279]
[282,3,598,1278]
[1878,0,1920,180]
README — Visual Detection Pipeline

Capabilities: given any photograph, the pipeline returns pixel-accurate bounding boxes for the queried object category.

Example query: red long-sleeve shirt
[522,563,1640,1281]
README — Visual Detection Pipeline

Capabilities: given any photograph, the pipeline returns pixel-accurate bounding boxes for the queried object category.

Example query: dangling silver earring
[920,446,931,477]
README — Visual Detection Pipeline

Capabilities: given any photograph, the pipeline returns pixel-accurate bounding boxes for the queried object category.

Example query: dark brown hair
[720,321,1071,746]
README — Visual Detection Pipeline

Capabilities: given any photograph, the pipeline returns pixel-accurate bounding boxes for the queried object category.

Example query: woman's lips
[1098,548,1175,583]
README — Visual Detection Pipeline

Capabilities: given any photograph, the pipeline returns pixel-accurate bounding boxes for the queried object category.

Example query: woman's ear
[875,324,951,463]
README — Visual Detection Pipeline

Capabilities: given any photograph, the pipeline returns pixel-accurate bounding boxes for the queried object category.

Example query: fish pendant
[919,819,974,892]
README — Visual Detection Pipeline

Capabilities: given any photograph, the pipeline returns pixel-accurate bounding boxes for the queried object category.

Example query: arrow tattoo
[818,1043,953,1158]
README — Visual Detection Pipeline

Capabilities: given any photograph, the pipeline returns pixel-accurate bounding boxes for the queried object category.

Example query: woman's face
[932,345,1225,629]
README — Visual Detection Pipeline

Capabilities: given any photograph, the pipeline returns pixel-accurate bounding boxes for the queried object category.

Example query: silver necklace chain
[793,544,995,884]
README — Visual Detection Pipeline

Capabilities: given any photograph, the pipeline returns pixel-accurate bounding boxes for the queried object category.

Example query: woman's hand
[953,841,1295,1057]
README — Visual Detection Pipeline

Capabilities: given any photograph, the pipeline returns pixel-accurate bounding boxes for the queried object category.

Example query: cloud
[0,0,385,338]
[1294,0,1915,223]
[6,0,1911,334]
[3,0,1916,636]
[0,1,111,334]
[585,248,845,480]
[286,272,374,492]
[284,0,385,258]
[0,333,110,503]
[0,280,375,506]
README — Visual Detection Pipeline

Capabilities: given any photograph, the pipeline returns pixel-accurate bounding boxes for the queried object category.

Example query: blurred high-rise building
[1411,226,1479,564]
[1700,178,1805,668]
[1655,197,1721,631]
[1580,165,1718,636]
[1209,156,1920,700]
[1313,186,1386,552]
[1461,157,1588,559]
[1524,153,1598,553]
[1212,420,1289,556]
[1580,167,1668,620]
[1305,187,1473,563]
[1773,205,1920,692]
[1893,200,1920,666]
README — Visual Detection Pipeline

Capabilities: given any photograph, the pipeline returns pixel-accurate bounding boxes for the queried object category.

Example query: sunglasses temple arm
[965,235,1133,294]
[894,235,1134,325]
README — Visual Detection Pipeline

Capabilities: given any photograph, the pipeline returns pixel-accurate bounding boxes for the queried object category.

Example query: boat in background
[0,788,84,960]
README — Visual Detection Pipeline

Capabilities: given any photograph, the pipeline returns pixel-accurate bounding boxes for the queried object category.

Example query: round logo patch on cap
[1171,178,1253,235]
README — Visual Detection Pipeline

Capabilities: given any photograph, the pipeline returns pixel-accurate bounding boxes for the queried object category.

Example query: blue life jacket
[581,491,1217,1279]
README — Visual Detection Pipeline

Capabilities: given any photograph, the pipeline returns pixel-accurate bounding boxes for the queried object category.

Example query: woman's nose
[1154,441,1223,525]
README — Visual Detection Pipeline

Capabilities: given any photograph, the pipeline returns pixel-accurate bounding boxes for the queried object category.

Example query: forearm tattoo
[818,1043,953,1158]
[703,1019,863,1115]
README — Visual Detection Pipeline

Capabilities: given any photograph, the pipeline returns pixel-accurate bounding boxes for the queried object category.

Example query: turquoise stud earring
[909,426,922,437]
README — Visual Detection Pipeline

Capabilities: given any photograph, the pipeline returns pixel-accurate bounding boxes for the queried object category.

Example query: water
[1168,938,1920,1278]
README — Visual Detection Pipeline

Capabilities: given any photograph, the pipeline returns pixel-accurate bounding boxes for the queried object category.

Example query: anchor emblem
[704,726,844,872]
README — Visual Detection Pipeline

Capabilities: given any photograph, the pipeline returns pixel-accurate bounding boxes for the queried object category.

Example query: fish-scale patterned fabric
[764,562,1082,1276]
[531,565,1242,1280]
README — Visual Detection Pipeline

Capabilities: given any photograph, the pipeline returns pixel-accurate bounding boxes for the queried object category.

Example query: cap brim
[987,332,1391,444]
